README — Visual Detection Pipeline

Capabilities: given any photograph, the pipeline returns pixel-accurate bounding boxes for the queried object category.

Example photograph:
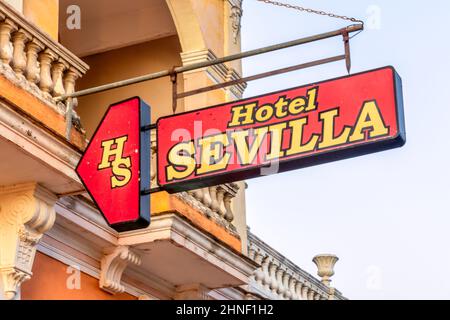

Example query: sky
[241,0,450,299]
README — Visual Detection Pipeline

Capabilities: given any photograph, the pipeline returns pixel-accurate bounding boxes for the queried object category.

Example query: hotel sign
[76,97,151,232]
[76,66,405,231]
[157,67,406,192]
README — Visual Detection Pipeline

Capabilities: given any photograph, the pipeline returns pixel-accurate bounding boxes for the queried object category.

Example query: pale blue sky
[242,0,450,299]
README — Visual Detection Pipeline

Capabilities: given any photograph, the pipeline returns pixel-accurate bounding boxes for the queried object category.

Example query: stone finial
[312,254,339,287]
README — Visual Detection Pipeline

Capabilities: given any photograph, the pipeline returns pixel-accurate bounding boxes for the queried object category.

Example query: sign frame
[76,96,151,232]
[156,66,406,193]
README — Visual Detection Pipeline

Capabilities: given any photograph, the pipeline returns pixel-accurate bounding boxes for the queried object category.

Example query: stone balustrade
[186,184,238,222]
[150,131,240,234]
[247,232,345,300]
[0,1,88,113]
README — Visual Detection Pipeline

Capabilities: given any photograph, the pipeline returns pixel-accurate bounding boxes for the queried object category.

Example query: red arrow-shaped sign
[76,97,151,232]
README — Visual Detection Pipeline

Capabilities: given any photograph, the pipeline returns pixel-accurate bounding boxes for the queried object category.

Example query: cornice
[180,48,247,99]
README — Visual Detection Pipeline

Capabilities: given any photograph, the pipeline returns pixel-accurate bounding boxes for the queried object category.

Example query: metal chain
[256,0,364,25]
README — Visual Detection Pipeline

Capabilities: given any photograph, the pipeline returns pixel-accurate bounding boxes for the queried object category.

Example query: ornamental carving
[0,183,57,300]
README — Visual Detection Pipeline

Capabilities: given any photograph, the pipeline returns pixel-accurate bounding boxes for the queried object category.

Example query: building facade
[0,0,344,300]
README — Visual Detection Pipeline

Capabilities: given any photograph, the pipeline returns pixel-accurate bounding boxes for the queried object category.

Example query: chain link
[256,0,364,25]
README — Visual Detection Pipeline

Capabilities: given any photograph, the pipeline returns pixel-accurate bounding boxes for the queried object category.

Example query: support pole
[65,97,73,140]
[54,24,363,102]
[343,31,351,74]
[170,71,178,114]
[177,55,346,99]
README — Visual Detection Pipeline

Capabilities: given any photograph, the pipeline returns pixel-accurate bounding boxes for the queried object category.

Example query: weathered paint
[0,74,86,149]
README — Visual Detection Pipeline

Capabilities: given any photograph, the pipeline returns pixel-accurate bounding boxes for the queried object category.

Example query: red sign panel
[76,97,151,232]
[157,66,405,192]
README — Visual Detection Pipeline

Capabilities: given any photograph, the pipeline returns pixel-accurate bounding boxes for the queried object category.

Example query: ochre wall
[23,0,59,40]
[76,35,184,138]
[21,252,135,300]
[191,0,224,57]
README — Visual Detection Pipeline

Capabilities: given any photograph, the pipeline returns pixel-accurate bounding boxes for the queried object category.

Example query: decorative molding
[209,286,249,300]
[38,220,162,300]
[0,1,88,74]
[177,183,240,235]
[0,101,82,183]
[174,284,212,300]
[180,49,246,99]
[0,1,88,129]
[0,182,57,300]
[228,0,243,44]
[99,246,141,294]
[119,213,257,285]
[246,232,346,300]
[54,197,256,299]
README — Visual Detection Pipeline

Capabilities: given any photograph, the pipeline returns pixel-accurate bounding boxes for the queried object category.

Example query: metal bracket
[169,67,178,114]
[342,30,351,74]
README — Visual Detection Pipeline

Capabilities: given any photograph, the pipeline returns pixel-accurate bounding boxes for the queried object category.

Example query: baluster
[209,186,220,213]
[307,288,316,301]
[25,39,43,83]
[223,191,234,222]
[269,262,279,295]
[301,285,309,300]
[201,187,212,207]
[294,280,303,300]
[52,59,68,97]
[283,272,293,300]
[276,268,286,298]
[63,67,79,96]
[216,187,226,217]
[0,19,17,66]
[261,256,271,291]
[38,49,56,95]
[189,188,203,201]
[11,29,30,75]
[288,277,297,300]
[254,251,265,286]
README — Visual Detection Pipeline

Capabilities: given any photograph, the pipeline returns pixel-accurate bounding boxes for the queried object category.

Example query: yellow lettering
[318,109,351,149]
[349,101,389,142]
[228,103,256,127]
[288,97,306,115]
[98,136,132,188]
[305,87,319,111]
[197,134,231,175]
[255,105,273,122]
[166,142,196,181]
[232,127,269,165]
[111,161,131,188]
[266,123,287,161]
[286,118,319,156]
[274,96,289,118]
